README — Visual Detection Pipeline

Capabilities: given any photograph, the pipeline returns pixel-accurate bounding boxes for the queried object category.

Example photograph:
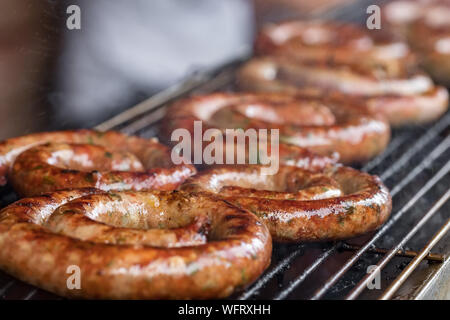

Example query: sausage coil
[161,93,390,164]
[384,1,450,86]
[238,20,448,126]
[0,130,195,196]
[0,189,271,299]
[181,165,392,242]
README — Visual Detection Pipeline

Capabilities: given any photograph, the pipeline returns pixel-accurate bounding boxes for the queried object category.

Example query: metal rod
[94,74,209,132]
[361,132,412,173]
[340,243,444,263]
[94,51,251,132]
[190,67,238,95]
[390,135,450,197]
[121,68,238,135]
[120,108,167,135]
[274,246,338,300]
[23,288,37,300]
[380,113,450,181]
[0,280,14,297]
[346,190,450,299]
[310,160,450,300]
[379,219,450,300]
[238,248,305,300]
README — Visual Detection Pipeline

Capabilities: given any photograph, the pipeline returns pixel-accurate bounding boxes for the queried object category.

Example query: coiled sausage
[0,130,195,196]
[181,165,392,242]
[0,189,272,299]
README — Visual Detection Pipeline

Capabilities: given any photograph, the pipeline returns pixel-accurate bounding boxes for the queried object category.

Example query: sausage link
[161,92,390,164]
[0,189,271,299]
[238,20,448,126]
[181,165,392,242]
[0,130,195,196]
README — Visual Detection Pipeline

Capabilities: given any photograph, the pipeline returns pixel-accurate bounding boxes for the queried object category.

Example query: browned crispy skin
[160,92,390,164]
[0,130,195,196]
[0,189,272,299]
[238,20,448,126]
[181,165,392,242]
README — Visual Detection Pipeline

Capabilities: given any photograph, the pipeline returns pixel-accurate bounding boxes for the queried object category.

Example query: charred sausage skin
[181,165,392,242]
[161,93,390,164]
[0,130,195,196]
[0,189,271,299]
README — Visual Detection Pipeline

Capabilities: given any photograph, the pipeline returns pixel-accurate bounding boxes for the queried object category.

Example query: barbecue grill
[0,0,448,300]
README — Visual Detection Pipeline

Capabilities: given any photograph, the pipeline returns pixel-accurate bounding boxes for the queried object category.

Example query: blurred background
[0,0,354,139]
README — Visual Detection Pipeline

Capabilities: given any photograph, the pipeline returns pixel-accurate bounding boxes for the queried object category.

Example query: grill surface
[0,0,449,300]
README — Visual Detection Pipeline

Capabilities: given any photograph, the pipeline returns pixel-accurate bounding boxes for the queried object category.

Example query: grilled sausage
[405,4,450,86]
[181,165,392,242]
[161,92,390,164]
[255,20,415,69]
[0,130,195,196]
[238,20,448,126]
[0,189,271,299]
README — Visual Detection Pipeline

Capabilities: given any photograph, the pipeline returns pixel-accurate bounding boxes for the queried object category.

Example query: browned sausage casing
[0,130,195,196]
[0,189,272,299]
[238,20,448,126]
[383,1,450,86]
[161,92,390,164]
[181,165,392,242]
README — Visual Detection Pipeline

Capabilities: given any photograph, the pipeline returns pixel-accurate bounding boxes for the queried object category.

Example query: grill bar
[346,189,450,299]
[0,280,14,297]
[340,243,445,263]
[95,55,250,134]
[273,246,338,300]
[310,159,450,300]
[361,132,413,173]
[379,218,450,300]
[238,246,309,300]
[23,289,37,300]
[390,135,450,197]
[121,66,246,135]
[94,74,209,132]
[380,114,450,181]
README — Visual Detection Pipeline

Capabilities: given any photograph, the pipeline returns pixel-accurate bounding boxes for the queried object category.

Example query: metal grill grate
[0,0,449,299]
[0,58,448,300]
